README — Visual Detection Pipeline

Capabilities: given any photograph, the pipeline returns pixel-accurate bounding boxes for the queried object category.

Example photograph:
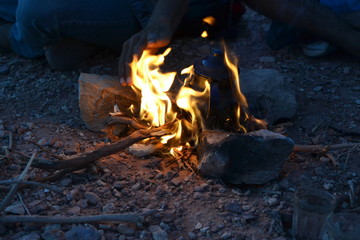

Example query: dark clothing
[0,0,234,58]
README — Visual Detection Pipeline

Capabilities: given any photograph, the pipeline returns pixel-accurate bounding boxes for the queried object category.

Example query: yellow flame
[130,48,177,127]
[222,42,267,131]
[201,31,208,38]
[130,49,210,148]
[128,42,265,153]
[128,104,135,114]
[203,16,216,25]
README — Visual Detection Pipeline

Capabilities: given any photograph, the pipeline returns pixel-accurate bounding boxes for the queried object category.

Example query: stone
[0,64,10,75]
[194,222,203,230]
[224,202,242,213]
[102,202,115,213]
[67,206,81,215]
[259,56,276,63]
[197,129,294,185]
[149,225,168,240]
[4,202,25,215]
[117,224,135,236]
[84,191,101,205]
[265,197,279,206]
[41,230,65,240]
[18,232,41,240]
[128,143,160,157]
[78,73,138,132]
[64,225,101,240]
[60,178,72,187]
[220,232,232,239]
[240,68,297,124]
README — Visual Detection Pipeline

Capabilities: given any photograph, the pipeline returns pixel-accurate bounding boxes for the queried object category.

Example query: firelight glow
[129,43,264,151]
[201,30,208,38]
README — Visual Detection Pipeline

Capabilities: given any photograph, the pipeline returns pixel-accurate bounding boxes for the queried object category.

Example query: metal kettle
[192,48,238,130]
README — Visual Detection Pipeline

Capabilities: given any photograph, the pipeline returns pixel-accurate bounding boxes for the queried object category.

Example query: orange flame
[222,42,267,131]
[128,43,265,152]
[201,31,208,38]
[203,16,216,26]
[130,48,210,149]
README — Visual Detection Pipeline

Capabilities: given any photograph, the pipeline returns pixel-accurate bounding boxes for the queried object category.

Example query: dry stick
[0,180,63,193]
[344,144,360,169]
[0,152,36,212]
[35,166,85,183]
[293,143,360,152]
[33,124,172,171]
[17,193,31,215]
[7,131,13,151]
[30,140,64,160]
[0,213,144,225]
[107,116,147,130]
[14,150,53,169]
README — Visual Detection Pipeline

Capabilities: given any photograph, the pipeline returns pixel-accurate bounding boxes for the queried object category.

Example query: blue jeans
[0,0,231,59]
[0,0,142,58]
[320,0,360,12]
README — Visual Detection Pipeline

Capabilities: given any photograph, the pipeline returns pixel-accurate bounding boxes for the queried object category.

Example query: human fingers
[119,39,131,86]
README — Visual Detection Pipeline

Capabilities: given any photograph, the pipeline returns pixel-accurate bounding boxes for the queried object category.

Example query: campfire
[75,40,295,185]
[118,42,267,156]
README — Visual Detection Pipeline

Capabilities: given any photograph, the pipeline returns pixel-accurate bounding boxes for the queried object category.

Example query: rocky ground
[0,8,360,240]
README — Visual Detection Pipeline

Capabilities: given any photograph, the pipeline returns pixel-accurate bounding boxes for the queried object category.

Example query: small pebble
[313,86,323,92]
[259,56,276,63]
[220,232,232,239]
[84,191,101,205]
[242,205,251,211]
[194,222,202,230]
[4,202,25,215]
[266,197,279,206]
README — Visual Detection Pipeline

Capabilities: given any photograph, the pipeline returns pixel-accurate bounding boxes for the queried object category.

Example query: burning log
[197,129,294,185]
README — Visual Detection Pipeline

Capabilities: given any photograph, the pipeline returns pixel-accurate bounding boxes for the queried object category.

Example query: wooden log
[78,73,139,132]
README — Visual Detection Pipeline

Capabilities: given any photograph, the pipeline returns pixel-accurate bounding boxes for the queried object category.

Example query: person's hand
[118,22,172,86]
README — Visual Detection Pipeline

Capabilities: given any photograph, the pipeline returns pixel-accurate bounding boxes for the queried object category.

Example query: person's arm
[119,0,189,85]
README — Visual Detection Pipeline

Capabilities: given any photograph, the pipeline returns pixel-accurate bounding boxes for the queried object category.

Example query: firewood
[293,143,360,152]
[0,152,36,212]
[31,122,173,171]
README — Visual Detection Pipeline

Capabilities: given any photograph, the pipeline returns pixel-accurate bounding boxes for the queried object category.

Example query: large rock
[78,73,138,132]
[197,129,294,185]
[240,68,297,124]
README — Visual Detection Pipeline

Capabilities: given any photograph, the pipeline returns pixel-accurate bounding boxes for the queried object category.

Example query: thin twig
[0,180,63,193]
[107,116,147,130]
[7,131,13,150]
[0,213,144,225]
[325,153,339,168]
[343,144,360,169]
[348,180,355,207]
[17,193,31,215]
[34,166,84,183]
[32,123,173,171]
[30,140,64,160]
[293,143,360,152]
[0,152,36,211]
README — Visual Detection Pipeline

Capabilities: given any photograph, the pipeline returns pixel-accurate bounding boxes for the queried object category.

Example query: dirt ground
[0,8,360,240]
